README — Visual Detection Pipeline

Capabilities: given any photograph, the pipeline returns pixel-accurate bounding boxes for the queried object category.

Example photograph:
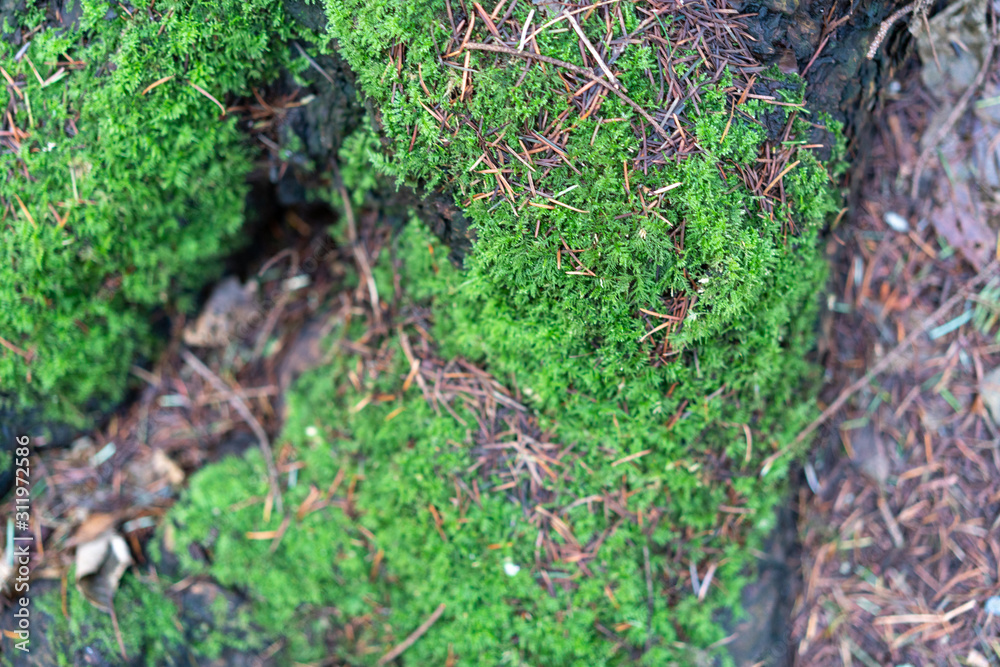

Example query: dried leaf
[67,513,118,547]
[75,531,134,612]
[931,180,994,270]
[182,276,259,347]
[980,366,1000,426]
[151,449,185,486]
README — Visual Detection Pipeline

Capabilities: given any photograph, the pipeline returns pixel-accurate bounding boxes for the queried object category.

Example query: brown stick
[461,41,670,140]
[791,259,1000,450]
[181,348,283,512]
[377,603,447,665]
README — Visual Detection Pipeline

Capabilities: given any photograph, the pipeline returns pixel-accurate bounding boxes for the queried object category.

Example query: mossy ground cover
[5,0,845,663]
[0,0,319,424]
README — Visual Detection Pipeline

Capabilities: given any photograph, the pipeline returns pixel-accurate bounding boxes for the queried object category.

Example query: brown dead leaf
[980,366,1000,426]
[151,449,185,486]
[75,531,134,612]
[931,180,994,270]
[183,276,259,347]
[967,650,990,667]
[67,513,119,547]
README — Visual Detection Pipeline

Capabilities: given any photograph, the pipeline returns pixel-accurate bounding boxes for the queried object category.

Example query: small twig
[866,0,932,60]
[461,42,669,140]
[293,42,336,85]
[564,9,620,89]
[911,35,998,197]
[181,348,283,512]
[788,260,1000,453]
[377,603,447,665]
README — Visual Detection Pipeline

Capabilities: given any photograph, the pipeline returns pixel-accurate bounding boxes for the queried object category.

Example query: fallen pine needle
[141,75,175,95]
[181,349,283,513]
[652,182,682,196]
[188,81,226,115]
[769,260,1000,476]
[13,193,36,228]
[612,449,651,466]
[245,530,279,540]
[762,160,800,195]
[0,335,31,360]
[377,603,447,665]
[638,320,673,342]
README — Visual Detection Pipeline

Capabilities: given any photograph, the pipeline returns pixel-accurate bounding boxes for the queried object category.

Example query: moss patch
[13,572,183,666]
[0,0,314,424]
[161,300,753,664]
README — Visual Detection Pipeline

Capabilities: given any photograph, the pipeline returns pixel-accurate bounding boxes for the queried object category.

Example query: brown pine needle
[181,349,283,512]
[188,81,226,115]
[0,335,31,360]
[639,320,673,342]
[564,9,619,89]
[762,160,800,195]
[719,98,735,144]
[141,75,175,96]
[13,193,36,228]
[1,66,23,99]
[545,197,588,214]
[767,260,1000,477]
[612,449,652,466]
[377,603,447,666]
[462,42,669,140]
[639,307,681,320]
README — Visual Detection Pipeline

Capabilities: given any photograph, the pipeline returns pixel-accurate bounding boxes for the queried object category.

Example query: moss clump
[19,572,183,666]
[160,284,752,665]
[0,1,311,424]
[316,0,841,528]
[151,1,843,661]
[319,0,840,368]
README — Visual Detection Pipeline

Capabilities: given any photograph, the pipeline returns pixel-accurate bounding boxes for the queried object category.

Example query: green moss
[5,0,845,662]
[23,571,183,666]
[159,307,751,665]
[0,1,311,424]
[316,0,840,378]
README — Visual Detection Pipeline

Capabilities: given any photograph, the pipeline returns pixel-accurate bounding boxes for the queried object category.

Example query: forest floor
[3,12,1000,667]
[789,19,1000,666]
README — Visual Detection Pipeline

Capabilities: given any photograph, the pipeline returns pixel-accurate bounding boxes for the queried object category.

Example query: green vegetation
[19,572,183,667]
[150,198,828,664]
[4,0,845,663]
[0,1,312,423]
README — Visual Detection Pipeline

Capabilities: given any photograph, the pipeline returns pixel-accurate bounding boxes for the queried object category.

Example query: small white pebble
[305,425,318,438]
[986,596,1000,615]
[503,562,520,577]
[884,211,910,233]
